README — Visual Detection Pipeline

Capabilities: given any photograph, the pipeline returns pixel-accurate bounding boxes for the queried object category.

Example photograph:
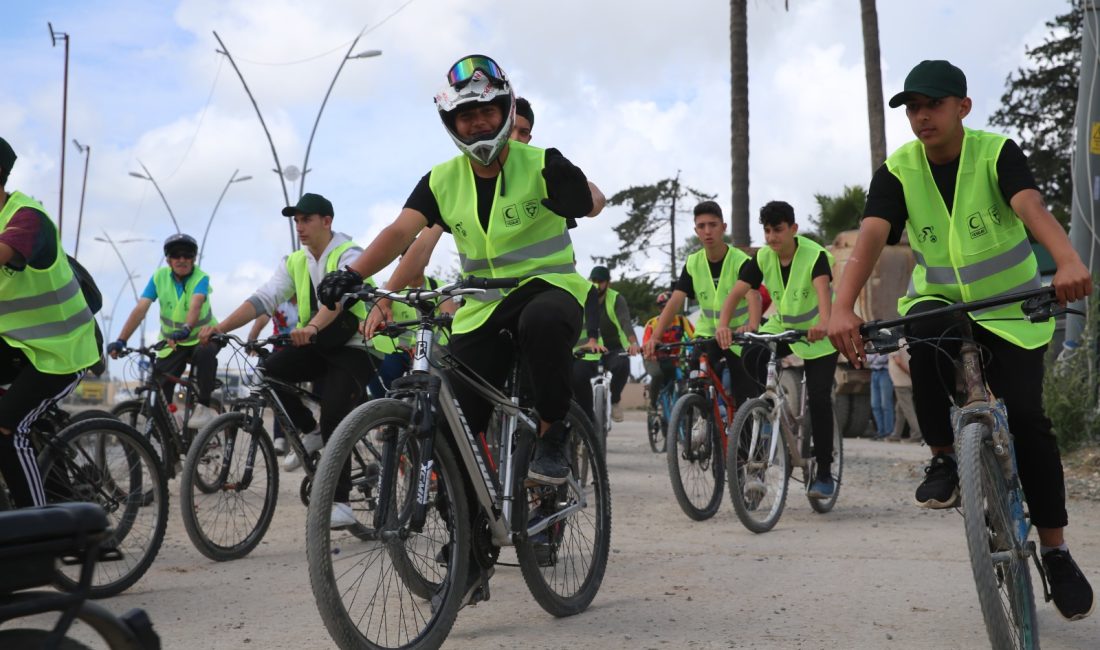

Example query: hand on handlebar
[807,323,828,343]
[289,327,315,348]
[197,325,220,346]
[106,340,125,359]
[826,307,866,368]
[627,342,641,356]
[361,300,393,339]
[1052,259,1092,305]
[715,326,732,350]
[581,338,607,354]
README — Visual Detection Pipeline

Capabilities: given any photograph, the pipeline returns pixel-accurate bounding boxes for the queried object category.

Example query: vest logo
[800,289,811,299]
[988,205,1001,225]
[918,226,938,243]
[967,213,987,239]
[503,204,520,227]
[524,200,539,219]
[453,222,468,237]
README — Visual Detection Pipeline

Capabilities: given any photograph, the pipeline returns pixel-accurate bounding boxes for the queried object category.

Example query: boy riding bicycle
[642,291,694,415]
[827,59,1093,620]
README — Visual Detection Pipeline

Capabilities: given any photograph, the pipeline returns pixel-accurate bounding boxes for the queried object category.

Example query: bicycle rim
[727,398,788,533]
[307,399,469,650]
[666,393,724,521]
[958,422,1038,650]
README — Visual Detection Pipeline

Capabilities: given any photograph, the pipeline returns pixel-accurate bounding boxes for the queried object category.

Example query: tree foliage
[597,178,714,278]
[609,275,663,326]
[808,185,867,244]
[988,1,1081,227]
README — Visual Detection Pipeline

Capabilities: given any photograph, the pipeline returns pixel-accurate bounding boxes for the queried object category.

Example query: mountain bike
[178,333,381,561]
[724,331,843,534]
[110,341,224,481]
[645,341,690,453]
[0,502,161,649]
[665,337,737,521]
[860,287,1067,650]
[306,278,610,650]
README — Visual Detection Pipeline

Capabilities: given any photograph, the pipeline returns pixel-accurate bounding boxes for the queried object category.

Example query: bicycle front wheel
[515,404,611,617]
[666,392,724,521]
[180,412,279,562]
[40,418,168,598]
[806,410,843,514]
[592,383,609,455]
[111,399,168,471]
[307,399,470,650]
[958,422,1039,650]
[726,398,789,533]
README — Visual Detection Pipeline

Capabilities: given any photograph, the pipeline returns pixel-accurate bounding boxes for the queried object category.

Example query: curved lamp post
[129,161,181,234]
[93,233,155,347]
[72,139,90,257]
[199,169,252,266]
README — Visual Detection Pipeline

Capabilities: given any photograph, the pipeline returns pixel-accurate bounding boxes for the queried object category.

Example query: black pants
[447,283,582,438]
[743,343,837,477]
[0,340,85,508]
[572,350,630,422]
[154,342,218,406]
[261,345,375,502]
[906,301,1066,528]
[696,339,765,407]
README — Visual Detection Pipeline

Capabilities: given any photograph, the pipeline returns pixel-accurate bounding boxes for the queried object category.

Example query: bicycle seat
[0,503,108,549]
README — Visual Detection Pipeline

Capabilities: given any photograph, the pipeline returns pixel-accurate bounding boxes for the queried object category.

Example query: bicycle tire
[726,397,789,533]
[111,399,169,469]
[807,412,843,514]
[0,629,93,649]
[180,412,279,562]
[307,399,470,650]
[666,392,724,521]
[40,418,168,598]
[515,404,610,617]
[958,421,1039,650]
[592,383,609,455]
[67,408,119,424]
[647,410,665,453]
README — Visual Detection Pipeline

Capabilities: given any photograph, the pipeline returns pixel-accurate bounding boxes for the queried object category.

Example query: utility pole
[1067,0,1100,344]
[73,140,90,257]
[49,22,70,232]
[669,171,681,288]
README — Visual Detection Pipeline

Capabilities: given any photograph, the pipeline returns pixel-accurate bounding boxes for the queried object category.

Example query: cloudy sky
[1,0,1070,360]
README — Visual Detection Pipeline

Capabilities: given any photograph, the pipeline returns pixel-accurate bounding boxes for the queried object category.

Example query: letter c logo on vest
[503,204,520,227]
[967,213,988,239]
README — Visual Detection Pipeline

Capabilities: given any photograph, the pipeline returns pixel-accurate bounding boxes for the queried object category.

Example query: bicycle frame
[686,351,736,443]
[750,343,811,471]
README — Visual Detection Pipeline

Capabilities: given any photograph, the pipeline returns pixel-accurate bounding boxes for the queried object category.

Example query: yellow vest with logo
[687,245,750,354]
[285,239,371,347]
[429,141,590,334]
[889,128,1051,349]
[758,236,836,359]
[0,192,99,374]
[574,286,631,361]
[153,266,216,358]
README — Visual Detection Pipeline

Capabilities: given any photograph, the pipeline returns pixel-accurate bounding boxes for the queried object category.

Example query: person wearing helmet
[642,290,694,414]
[0,135,101,509]
[572,265,640,423]
[108,232,220,425]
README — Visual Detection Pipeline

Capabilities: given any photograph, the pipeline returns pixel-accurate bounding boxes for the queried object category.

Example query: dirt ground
[8,411,1100,649]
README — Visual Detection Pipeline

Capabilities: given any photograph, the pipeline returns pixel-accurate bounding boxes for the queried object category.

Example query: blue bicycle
[645,342,689,453]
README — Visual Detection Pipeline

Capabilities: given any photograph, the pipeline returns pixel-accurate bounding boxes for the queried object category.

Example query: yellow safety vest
[153,266,216,358]
[758,236,836,359]
[285,239,371,347]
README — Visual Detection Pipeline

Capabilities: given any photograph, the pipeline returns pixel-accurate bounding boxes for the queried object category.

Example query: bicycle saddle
[0,503,108,548]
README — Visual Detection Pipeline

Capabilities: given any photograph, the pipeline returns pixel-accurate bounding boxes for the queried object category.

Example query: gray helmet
[163,233,198,258]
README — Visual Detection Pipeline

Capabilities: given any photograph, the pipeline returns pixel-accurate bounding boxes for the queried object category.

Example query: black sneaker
[527,421,571,485]
[914,453,959,509]
[1042,549,1095,621]
[430,566,494,614]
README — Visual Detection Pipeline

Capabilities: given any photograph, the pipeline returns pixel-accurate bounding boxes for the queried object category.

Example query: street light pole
[129,161,181,234]
[48,22,70,232]
[94,232,154,347]
[104,272,139,344]
[199,169,252,266]
[72,139,90,258]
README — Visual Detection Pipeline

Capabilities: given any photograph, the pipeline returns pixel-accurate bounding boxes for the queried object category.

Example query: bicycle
[306,277,611,650]
[574,348,627,458]
[644,341,690,453]
[724,331,843,534]
[0,502,161,649]
[665,337,737,521]
[178,333,381,561]
[860,287,1066,650]
[110,340,225,481]
[0,407,168,599]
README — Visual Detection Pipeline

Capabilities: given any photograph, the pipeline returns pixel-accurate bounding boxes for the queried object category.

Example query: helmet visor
[447,55,506,90]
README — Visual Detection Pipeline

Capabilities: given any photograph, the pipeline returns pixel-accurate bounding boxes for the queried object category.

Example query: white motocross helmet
[435,55,515,167]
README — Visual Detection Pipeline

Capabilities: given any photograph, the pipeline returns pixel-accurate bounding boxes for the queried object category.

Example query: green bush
[1043,296,1100,451]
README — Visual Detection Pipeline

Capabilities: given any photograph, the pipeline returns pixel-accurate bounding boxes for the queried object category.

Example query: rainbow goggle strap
[446,55,507,90]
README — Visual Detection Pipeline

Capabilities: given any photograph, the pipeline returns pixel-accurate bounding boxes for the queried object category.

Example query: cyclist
[247,296,298,454]
[642,291,694,416]
[716,200,839,499]
[107,233,219,427]
[643,200,762,407]
[199,192,379,529]
[827,60,1093,620]
[0,136,101,508]
[572,266,640,423]
[317,54,600,606]
[512,96,534,143]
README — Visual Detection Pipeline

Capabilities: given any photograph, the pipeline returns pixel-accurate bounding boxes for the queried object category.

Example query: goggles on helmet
[446,55,507,90]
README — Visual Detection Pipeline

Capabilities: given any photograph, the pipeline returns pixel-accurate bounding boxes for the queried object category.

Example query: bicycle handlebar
[209,332,292,352]
[345,276,522,308]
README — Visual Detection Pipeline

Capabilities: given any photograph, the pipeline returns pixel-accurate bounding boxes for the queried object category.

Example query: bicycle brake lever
[864,327,902,353]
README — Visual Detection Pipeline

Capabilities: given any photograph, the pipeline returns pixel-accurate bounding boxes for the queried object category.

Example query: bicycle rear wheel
[958,422,1039,650]
[726,397,789,533]
[666,392,724,521]
[515,406,610,617]
[39,418,168,598]
[180,412,279,561]
[307,399,469,650]
[111,399,168,470]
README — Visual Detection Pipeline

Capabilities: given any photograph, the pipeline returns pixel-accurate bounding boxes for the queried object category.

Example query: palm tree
[860,0,887,170]
[730,0,750,246]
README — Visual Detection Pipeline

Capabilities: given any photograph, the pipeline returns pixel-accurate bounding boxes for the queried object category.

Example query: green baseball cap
[282,192,334,218]
[888,60,967,108]
[0,137,17,179]
[589,265,611,282]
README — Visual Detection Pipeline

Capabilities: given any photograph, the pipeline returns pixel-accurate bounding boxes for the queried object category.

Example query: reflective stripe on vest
[430,142,590,335]
[686,245,750,339]
[153,266,216,356]
[758,235,836,360]
[889,128,1051,349]
[574,286,630,360]
[0,191,99,373]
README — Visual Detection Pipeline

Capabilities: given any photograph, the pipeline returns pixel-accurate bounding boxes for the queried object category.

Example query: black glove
[106,340,126,356]
[167,325,192,341]
[318,267,364,310]
[541,155,593,219]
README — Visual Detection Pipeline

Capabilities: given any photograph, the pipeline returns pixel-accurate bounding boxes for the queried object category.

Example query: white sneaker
[330,502,357,529]
[188,404,217,429]
[273,438,287,455]
[283,431,324,472]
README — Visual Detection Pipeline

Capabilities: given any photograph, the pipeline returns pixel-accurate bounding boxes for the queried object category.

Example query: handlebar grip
[462,277,520,290]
